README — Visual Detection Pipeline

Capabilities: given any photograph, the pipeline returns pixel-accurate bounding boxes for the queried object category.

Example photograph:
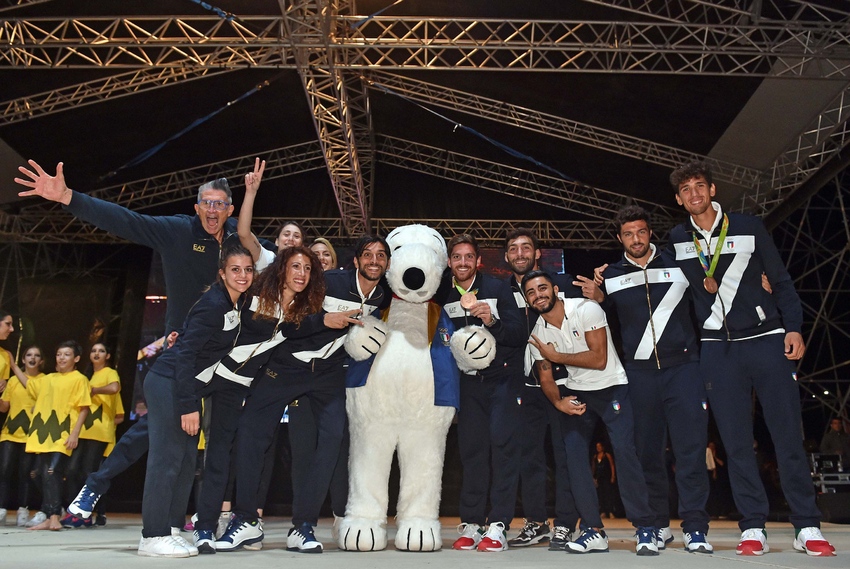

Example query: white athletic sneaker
[736,528,768,556]
[169,528,199,556]
[16,507,29,527]
[477,522,508,552]
[793,527,836,557]
[243,519,264,550]
[216,511,232,539]
[656,526,674,549]
[683,530,713,553]
[25,511,46,528]
[0,508,6,525]
[138,535,192,558]
[452,523,483,550]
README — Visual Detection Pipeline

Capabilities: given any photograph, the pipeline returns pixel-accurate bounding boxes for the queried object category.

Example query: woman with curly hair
[192,246,359,553]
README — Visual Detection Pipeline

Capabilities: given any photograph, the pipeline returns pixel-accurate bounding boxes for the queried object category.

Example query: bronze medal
[460,292,477,310]
[703,276,718,294]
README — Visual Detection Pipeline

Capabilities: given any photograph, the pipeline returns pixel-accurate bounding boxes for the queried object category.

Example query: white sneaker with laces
[138,535,192,558]
[16,507,29,527]
[656,526,673,549]
[452,523,483,550]
[736,528,768,556]
[170,527,199,556]
[793,527,836,557]
[477,521,508,552]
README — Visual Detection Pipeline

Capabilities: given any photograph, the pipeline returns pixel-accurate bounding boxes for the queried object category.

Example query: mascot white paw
[337,517,388,552]
[395,517,442,552]
[344,315,389,361]
[449,324,497,373]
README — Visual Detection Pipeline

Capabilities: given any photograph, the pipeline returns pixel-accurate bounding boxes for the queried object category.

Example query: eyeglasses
[198,199,231,211]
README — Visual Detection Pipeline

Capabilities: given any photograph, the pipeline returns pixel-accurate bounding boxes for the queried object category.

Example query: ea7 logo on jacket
[193,244,206,253]
[619,277,632,285]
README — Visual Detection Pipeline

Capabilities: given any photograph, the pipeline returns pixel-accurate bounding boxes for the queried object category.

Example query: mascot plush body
[338,224,495,552]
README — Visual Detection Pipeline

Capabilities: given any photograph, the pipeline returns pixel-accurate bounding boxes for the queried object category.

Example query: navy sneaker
[636,527,659,556]
[60,514,93,528]
[215,517,263,552]
[194,529,216,554]
[565,528,608,553]
[683,530,714,553]
[68,485,101,519]
[287,523,323,553]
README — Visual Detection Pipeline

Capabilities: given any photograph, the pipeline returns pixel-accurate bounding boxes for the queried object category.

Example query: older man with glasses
[14,158,265,541]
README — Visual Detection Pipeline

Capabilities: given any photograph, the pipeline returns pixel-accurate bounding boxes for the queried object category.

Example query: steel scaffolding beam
[376,135,681,224]
[581,0,850,24]
[20,140,326,214]
[0,66,238,125]
[284,0,371,236]
[1,16,849,77]
[365,70,761,188]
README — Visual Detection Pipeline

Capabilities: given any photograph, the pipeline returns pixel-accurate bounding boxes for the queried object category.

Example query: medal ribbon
[453,279,478,297]
[692,214,729,279]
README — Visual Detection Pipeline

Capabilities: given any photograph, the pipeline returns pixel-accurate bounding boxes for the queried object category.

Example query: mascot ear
[344,315,389,361]
[449,325,497,374]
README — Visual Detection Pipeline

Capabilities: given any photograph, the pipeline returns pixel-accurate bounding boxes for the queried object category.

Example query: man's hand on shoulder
[15,160,73,205]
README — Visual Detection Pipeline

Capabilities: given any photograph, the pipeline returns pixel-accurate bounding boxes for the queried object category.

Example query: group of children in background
[0,309,123,531]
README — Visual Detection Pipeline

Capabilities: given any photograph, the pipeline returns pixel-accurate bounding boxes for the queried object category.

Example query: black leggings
[34,452,69,516]
[65,439,108,506]
[0,441,36,509]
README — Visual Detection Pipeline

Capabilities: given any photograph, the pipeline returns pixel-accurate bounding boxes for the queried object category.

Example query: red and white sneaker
[736,528,768,556]
[477,522,508,552]
[793,527,836,557]
[452,523,483,550]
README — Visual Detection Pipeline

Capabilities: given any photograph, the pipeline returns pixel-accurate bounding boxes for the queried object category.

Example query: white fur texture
[344,315,389,361]
[449,325,497,373]
[339,225,455,552]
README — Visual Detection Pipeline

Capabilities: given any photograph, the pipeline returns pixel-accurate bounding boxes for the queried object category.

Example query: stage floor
[0,515,845,567]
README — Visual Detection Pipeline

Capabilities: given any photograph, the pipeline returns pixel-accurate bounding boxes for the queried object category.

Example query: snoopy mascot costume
[338,224,496,552]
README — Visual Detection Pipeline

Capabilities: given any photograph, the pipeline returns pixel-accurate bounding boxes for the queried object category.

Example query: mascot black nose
[402,267,426,290]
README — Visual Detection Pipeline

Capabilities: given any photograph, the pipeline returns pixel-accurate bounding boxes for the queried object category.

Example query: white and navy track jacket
[667,202,803,342]
[265,269,387,373]
[601,246,699,370]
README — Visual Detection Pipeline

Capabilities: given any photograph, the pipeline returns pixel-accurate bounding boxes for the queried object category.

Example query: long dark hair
[252,246,325,326]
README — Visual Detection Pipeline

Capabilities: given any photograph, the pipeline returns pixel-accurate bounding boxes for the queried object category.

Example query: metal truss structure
[2,0,849,421]
[285,0,372,236]
[1,14,849,76]
[774,172,850,419]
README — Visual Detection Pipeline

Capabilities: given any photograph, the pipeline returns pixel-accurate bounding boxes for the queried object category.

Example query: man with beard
[502,229,581,550]
[522,271,658,556]
[585,206,712,553]
[667,161,834,557]
[216,235,390,553]
[441,234,526,553]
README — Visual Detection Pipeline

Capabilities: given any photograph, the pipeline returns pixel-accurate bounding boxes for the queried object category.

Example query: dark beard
[358,267,381,282]
[529,296,556,314]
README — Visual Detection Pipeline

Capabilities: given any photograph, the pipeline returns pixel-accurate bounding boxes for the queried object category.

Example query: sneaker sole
[286,546,323,554]
[686,544,713,554]
[216,537,262,552]
[138,550,190,558]
[794,542,835,557]
[509,536,550,547]
[637,548,660,556]
[566,547,608,554]
[452,543,479,550]
[197,542,216,554]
